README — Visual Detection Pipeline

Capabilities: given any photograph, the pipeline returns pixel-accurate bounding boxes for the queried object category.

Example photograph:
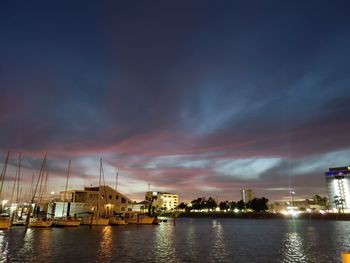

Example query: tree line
[177,196,269,212]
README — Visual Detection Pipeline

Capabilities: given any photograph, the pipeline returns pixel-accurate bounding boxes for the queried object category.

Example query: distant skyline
[1,1,350,202]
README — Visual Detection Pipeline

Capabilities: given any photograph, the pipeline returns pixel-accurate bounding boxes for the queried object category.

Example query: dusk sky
[1,1,350,202]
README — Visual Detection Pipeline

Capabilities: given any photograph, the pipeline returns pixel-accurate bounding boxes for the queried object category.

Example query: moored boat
[0,152,12,229]
[29,218,52,228]
[53,161,81,227]
[126,213,156,224]
[0,217,11,229]
[81,216,109,226]
[53,217,80,227]
[109,216,127,225]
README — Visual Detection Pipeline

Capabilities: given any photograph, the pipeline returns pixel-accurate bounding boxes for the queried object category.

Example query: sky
[0,1,350,202]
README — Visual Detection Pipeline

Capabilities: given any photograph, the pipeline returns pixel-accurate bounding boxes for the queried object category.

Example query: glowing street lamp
[290,190,295,208]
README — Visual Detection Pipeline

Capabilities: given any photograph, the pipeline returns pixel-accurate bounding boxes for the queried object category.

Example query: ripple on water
[0,219,349,262]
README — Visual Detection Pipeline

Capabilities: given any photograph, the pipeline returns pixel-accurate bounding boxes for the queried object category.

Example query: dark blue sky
[1,1,350,201]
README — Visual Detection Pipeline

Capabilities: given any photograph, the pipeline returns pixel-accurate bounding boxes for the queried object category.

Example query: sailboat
[108,173,128,225]
[53,160,80,227]
[0,151,12,229]
[10,152,24,226]
[27,155,52,228]
[126,212,156,224]
[109,215,128,225]
[81,158,109,226]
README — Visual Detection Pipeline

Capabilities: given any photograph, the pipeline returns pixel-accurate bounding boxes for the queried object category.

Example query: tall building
[241,189,254,203]
[325,166,350,212]
[145,191,179,211]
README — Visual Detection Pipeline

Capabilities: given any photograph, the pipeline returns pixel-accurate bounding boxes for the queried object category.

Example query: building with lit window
[49,185,141,217]
[325,166,350,213]
[145,191,179,211]
[241,189,254,203]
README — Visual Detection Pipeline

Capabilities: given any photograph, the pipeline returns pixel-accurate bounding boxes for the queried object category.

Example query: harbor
[0,153,164,230]
[1,218,349,262]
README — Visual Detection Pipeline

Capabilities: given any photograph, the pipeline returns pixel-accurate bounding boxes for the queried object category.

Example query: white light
[234,208,239,213]
[1,200,8,206]
[320,210,326,214]
[281,210,288,216]
[51,191,55,195]
[289,210,299,217]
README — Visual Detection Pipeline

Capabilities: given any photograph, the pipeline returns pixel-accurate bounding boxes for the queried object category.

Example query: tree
[190,197,205,210]
[247,197,269,212]
[219,201,229,211]
[334,195,345,213]
[206,197,217,210]
[177,202,187,210]
[229,201,236,211]
[236,200,245,211]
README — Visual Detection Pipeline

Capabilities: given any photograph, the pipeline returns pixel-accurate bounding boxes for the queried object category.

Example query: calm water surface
[1,218,349,262]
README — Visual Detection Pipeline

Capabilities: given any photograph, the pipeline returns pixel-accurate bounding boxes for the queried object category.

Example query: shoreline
[157,212,350,221]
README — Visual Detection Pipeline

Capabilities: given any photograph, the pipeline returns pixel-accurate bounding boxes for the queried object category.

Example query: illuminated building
[325,166,350,213]
[50,185,141,217]
[145,191,179,211]
[241,189,254,203]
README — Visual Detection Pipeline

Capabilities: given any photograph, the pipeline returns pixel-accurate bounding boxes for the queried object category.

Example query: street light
[290,190,295,208]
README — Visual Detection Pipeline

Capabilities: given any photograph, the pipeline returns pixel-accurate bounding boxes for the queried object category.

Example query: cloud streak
[0,1,350,201]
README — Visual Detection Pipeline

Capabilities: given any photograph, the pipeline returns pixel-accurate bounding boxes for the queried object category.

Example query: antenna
[148,183,151,192]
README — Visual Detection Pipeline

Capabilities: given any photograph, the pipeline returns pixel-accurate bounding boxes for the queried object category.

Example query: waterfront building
[145,191,179,211]
[241,189,254,203]
[325,166,350,213]
[268,195,328,213]
[50,185,142,217]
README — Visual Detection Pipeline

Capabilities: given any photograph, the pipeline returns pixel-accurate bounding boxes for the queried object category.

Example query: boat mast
[38,165,48,205]
[31,155,47,203]
[115,172,118,192]
[10,153,20,205]
[16,152,21,203]
[98,158,102,218]
[101,160,108,215]
[62,160,71,217]
[0,151,10,208]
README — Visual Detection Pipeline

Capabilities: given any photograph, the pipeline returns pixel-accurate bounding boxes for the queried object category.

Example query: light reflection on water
[96,226,113,262]
[153,222,179,262]
[210,220,228,262]
[0,219,349,262]
[279,220,307,263]
[0,230,8,261]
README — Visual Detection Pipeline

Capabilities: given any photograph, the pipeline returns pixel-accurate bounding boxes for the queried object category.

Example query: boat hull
[81,217,109,226]
[53,218,80,227]
[109,217,128,225]
[0,219,11,229]
[29,218,53,228]
[127,215,155,224]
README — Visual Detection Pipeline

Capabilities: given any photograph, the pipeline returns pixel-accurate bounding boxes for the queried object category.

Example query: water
[1,218,349,262]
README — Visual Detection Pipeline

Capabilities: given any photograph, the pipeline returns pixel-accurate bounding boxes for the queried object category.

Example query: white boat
[0,217,11,229]
[53,217,80,227]
[126,213,156,224]
[81,216,109,226]
[109,216,127,225]
[29,218,52,228]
